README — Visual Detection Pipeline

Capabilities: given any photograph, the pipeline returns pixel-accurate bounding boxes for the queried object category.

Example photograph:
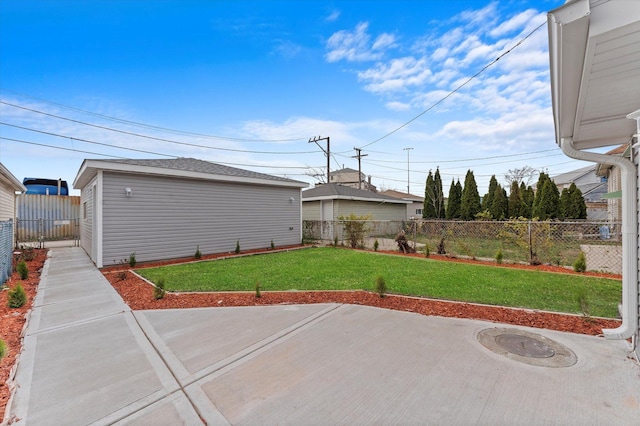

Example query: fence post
[528,220,533,264]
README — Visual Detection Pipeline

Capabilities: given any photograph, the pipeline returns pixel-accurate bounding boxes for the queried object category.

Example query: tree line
[423,168,587,221]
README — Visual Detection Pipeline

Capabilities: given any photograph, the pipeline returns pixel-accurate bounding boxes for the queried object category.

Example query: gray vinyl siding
[302,201,321,220]
[80,177,96,260]
[334,200,406,221]
[100,172,301,266]
[0,181,15,221]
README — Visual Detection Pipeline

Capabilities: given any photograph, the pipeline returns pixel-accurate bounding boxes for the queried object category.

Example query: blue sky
[0,0,589,196]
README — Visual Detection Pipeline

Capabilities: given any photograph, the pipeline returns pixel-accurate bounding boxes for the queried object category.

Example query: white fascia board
[0,162,26,191]
[74,160,307,189]
[302,195,411,204]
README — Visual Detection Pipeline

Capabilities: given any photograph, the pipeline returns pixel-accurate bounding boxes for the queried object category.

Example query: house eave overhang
[73,159,308,190]
[0,163,26,192]
[548,0,640,151]
[302,195,410,204]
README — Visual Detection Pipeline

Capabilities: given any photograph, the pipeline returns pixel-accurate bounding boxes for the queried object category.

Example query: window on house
[416,209,422,215]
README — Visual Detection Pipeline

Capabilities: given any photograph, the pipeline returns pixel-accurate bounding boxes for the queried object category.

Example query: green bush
[424,245,431,258]
[338,213,371,248]
[195,246,202,260]
[8,283,27,308]
[270,240,275,250]
[255,281,261,298]
[373,239,379,252]
[235,240,241,254]
[153,278,166,300]
[495,249,503,265]
[375,275,387,298]
[333,236,338,247]
[17,259,28,279]
[0,339,6,360]
[129,252,137,268]
[573,252,586,273]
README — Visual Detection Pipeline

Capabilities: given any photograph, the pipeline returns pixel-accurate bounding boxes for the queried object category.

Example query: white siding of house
[334,200,406,220]
[0,180,15,221]
[302,201,321,220]
[80,176,97,261]
[100,172,301,266]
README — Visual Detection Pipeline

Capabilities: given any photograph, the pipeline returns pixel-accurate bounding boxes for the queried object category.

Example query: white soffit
[549,0,640,150]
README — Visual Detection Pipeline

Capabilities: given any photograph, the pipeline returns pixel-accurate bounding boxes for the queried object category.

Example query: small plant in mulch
[195,245,202,259]
[7,282,27,308]
[423,244,430,258]
[495,249,503,265]
[235,240,241,254]
[437,238,446,255]
[129,252,137,268]
[270,240,275,250]
[395,231,415,253]
[375,275,387,298]
[16,259,29,279]
[19,245,35,261]
[255,281,261,298]
[153,278,166,300]
[333,236,338,247]
[0,338,6,360]
[573,252,586,273]
[373,239,379,252]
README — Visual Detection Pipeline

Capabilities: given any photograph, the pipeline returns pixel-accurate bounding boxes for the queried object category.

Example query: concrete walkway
[5,247,640,425]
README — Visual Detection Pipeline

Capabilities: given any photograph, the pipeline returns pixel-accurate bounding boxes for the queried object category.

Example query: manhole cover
[477,328,577,368]
[495,334,555,358]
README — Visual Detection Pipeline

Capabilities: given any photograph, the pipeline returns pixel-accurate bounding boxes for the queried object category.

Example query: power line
[358,20,547,149]
[363,148,559,164]
[0,100,318,155]
[0,89,308,143]
[1,136,322,170]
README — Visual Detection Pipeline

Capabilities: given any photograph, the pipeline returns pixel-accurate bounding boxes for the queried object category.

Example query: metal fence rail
[1,220,13,285]
[303,219,623,274]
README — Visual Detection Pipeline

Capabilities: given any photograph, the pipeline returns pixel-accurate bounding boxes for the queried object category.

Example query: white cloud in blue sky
[0,0,587,195]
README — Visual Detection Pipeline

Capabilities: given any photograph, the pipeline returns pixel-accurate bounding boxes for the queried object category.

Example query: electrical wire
[0,100,318,155]
[0,89,308,143]
[358,20,547,149]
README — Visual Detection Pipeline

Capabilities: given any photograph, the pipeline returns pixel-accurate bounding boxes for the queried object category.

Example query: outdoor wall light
[125,187,133,197]
[289,197,295,202]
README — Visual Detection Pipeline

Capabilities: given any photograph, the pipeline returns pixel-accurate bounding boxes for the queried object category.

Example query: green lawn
[136,247,622,318]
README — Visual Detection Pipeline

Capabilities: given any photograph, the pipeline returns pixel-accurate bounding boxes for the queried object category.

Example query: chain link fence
[1,220,13,285]
[303,219,622,274]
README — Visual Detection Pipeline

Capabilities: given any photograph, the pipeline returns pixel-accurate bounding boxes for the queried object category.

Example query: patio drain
[477,328,577,368]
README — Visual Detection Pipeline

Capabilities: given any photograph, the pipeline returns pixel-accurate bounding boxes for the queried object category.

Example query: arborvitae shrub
[17,259,28,279]
[128,252,137,268]
[154,278,166,300]
[195,246,202,259]
[495,249,503,264]
[255,282,261,298]
[573,252,586,273]
[373,239,379,251]
[235,240,241,254]
[0,339,7,360]
[270,240,275,250]
[375,275,387,298]
[8,283,27,308]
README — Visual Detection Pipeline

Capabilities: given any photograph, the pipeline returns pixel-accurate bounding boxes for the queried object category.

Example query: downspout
[560,137,638,341]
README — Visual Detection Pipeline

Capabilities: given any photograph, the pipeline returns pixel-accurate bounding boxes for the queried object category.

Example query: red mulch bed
[1,248,47,417]
[1,245,624,418]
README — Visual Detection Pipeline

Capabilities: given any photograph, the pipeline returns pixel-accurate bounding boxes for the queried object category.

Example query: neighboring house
[328,168,377,192]
[547,0,640,349]
[596,144,629,223]
[379,189,424,219]
[551,165,608,219]
[302,183,409,221]
[0,162,26,221]
[73,158,307,268]
[0,162,26,284]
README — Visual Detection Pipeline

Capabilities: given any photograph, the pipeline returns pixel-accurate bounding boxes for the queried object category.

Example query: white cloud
[386,101,411,111]
[326,9,340,22]
[357,57,432,93]
[325,22,395,63]
[489,9,538,37]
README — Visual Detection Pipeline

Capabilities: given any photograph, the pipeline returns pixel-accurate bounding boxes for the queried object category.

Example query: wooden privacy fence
[15,194,81,245]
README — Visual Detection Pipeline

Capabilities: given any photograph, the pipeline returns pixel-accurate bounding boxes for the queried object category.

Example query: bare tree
[504,166,539,187]
[305,166,327,184]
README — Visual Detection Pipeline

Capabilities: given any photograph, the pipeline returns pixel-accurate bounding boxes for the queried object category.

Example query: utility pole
[309,136,330,183]
[403,147,413,194]
[352,147,368,189]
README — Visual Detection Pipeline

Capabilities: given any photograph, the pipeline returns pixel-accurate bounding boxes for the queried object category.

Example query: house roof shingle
[302,183,409,204]
[74,157,308,189]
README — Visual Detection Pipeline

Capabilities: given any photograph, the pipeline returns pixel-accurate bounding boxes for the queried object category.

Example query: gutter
[560,137,638,342]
